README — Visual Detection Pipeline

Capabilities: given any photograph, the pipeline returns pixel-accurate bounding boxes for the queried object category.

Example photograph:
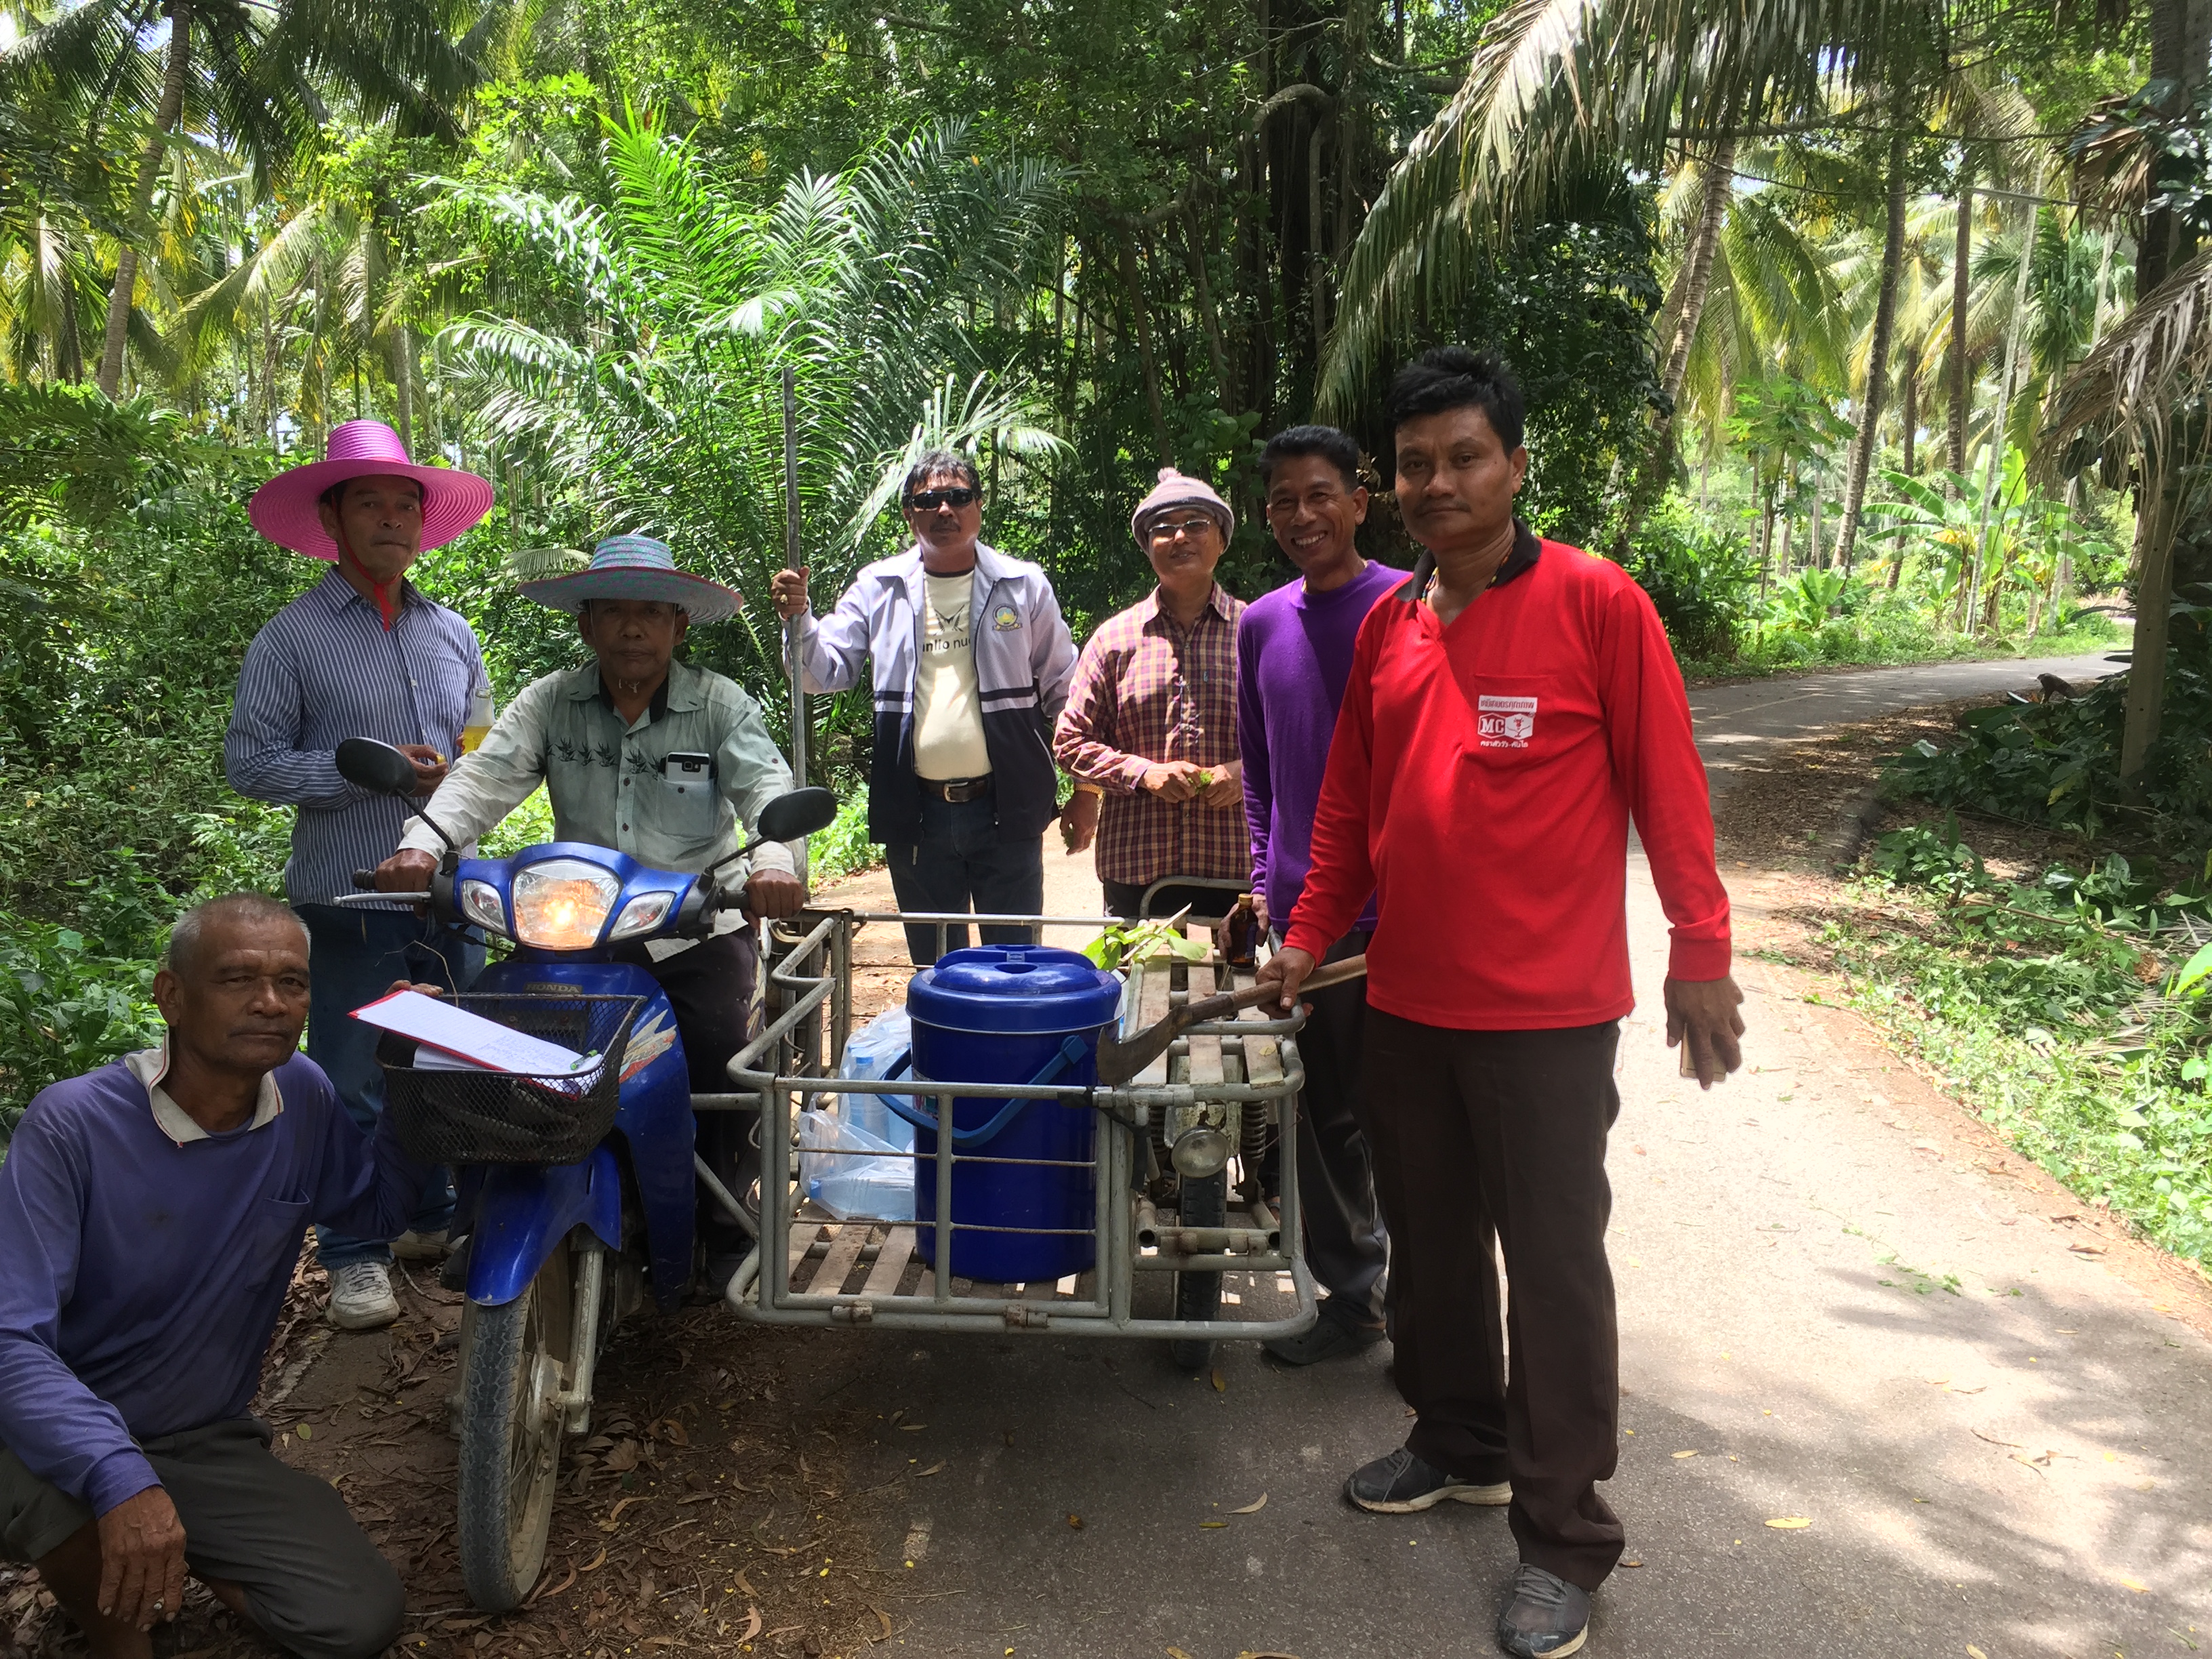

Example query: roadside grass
[1814,821,2212,1273]
[1677,609,2121,683]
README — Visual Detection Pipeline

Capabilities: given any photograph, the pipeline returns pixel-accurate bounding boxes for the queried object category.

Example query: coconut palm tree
[0,0,478,398]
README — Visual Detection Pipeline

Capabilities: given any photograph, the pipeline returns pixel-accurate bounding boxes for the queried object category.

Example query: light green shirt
[401,659,797,881]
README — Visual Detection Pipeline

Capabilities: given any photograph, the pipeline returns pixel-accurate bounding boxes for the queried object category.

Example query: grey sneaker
[1496,1564,1590,1657]
[1343,1446,1510,1513]
[327,1261,401,1330]
[391,1228,451,1261]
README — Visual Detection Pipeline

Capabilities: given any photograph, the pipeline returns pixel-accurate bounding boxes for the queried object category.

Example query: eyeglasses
[907,487,978,511]
[1147,517,1218,544]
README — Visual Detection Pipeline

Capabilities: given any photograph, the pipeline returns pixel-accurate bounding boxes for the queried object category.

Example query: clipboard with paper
[352,989,607,1096]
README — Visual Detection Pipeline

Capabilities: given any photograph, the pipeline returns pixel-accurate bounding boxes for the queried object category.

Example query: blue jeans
[297,905,485,1269]
[884,794,1045,965]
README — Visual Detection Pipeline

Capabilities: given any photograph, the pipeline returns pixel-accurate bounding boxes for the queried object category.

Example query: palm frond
[2034,249,2212,483]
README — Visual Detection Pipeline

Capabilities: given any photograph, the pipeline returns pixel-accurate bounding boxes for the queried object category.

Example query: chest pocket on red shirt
[1465,675,1555,761]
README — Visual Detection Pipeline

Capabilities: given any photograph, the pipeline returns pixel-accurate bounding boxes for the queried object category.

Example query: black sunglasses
[907,487,978,511]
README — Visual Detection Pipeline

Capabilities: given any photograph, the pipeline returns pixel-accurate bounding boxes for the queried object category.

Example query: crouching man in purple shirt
[0,894,429,1658]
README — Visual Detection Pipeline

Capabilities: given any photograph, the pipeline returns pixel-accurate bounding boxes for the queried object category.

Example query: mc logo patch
[1476,694,1537,748]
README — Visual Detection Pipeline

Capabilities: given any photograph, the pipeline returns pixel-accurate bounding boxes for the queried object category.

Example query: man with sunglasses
[771,452,1078,964]
[1052,468,1248,924]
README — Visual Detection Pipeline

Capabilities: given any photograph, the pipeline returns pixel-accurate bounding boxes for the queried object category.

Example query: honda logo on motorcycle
[1476,694,1537,747]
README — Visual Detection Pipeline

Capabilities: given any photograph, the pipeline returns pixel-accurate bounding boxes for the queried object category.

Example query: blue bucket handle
[880,1035,1090,1149]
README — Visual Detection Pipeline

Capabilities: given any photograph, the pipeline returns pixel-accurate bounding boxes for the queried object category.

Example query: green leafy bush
[0,919,161,1133]
[1620,494,1757,659]
[1882,598,2212,840]
[1836,817,2212,1265]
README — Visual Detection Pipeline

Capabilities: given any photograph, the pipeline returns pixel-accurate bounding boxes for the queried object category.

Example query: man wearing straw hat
[374,535,804,1291]
[226,419,497,1333]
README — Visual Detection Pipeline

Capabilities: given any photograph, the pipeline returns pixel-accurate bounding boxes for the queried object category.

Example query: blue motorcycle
[333,738,835,1611]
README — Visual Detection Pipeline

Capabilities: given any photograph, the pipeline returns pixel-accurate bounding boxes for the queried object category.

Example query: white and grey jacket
[788,541,1078,844]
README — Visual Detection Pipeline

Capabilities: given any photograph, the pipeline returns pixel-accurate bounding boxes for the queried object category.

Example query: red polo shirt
[1282,531,1731,1030]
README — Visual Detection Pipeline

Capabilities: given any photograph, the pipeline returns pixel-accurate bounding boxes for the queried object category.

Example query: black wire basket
[377,994,644,1166]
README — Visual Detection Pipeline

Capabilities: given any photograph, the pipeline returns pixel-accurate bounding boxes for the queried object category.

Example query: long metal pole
[781,365,809,862]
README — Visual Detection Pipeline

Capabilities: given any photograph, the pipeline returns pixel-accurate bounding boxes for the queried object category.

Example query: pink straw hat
[248,419,495,559]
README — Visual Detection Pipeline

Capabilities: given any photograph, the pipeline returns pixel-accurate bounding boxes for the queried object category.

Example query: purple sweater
[1236,559,1406,933]
[0,1050,429,1514]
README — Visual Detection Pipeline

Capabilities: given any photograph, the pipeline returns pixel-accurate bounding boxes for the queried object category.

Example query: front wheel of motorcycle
[456,1236,573,1611]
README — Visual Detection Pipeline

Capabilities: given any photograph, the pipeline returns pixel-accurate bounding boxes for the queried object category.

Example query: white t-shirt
[912,570,991,781]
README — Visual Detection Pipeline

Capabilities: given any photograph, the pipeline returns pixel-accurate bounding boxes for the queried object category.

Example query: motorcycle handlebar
[352,869,378,890]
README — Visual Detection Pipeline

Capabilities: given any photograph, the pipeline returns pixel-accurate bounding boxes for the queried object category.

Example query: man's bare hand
[1664,973,1746,1089]
[375,848,438,897]
[1139,760,1206,803]
[769,567,810,623]
[96,1488,185,1633]
[384,980,444,998]
[1255,944,1316,1014]
[1060,788,1100,854]
[394,743,449,796]
[1199,760,1242,809]
[744,869,807,920]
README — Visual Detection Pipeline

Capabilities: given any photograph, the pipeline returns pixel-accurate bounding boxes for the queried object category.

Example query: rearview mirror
[755,787,838,843]
[337,737,422,798]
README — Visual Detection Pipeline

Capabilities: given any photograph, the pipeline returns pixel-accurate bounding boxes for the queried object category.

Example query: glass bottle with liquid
[459,682,495,754]
[1224,893,1258,968]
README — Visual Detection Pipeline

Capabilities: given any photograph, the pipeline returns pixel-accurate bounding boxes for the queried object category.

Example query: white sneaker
[327,1261,401,1330]
[391,1228,451,1261]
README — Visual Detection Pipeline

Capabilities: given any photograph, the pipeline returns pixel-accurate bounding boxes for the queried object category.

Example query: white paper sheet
[351,989,603,1089]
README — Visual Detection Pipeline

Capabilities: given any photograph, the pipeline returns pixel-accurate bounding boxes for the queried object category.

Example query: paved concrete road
[819,651,2208,1659]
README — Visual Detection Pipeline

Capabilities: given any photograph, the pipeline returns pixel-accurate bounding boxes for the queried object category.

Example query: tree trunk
[393,325,415,453]
[97,1,191,398]
[1835,124,1910,572]
[2120,0,2211,785]
[1947,157,1975,489]
[1116,232,1172,464]
[1609,132,1736,556]
[1179,203,1233,409]
[1898,340,1919,476]
[1968,172,2042,629]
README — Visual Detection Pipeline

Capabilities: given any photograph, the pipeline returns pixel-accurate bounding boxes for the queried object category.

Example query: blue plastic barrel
[901,945,1123,1284]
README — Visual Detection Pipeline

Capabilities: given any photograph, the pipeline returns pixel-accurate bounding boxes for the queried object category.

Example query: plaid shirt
[1052,584,1249,886]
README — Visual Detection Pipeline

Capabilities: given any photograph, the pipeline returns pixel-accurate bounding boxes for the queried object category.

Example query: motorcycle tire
[1168,1170,1227,1372]
[456,1236,574,1612]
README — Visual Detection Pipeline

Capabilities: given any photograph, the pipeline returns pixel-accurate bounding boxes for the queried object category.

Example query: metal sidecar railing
[719,908,1320,1345]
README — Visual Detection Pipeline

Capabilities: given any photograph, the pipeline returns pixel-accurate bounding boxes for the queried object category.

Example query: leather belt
[919,774,994,803]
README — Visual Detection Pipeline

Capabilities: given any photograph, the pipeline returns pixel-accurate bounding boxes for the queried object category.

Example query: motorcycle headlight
[1171,1124,1233,1179]
[510,858,622,950]
[458,878,508,936]
[607,890,676,942]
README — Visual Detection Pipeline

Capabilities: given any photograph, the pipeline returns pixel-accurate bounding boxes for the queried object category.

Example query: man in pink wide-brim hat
[224,419,497,1333]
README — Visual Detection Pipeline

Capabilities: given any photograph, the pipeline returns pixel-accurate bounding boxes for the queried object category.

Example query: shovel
[1094,954,1367,1086]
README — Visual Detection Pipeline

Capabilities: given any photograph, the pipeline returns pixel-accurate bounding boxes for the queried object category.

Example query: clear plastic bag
[838,1007,916,1151]
[799,1107,915,1221]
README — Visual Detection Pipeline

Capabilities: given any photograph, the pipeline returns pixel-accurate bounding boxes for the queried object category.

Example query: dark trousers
[885,793,1044,964]
[1102,878,1243,924]
[297,904,484,1267]
[1364,1008,1625,1590]
[611,930,760,1262]
[0,1418,403,1659]
[1289,929,1387,1325]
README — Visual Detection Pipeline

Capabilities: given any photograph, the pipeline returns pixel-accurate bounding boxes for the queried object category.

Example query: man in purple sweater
[1237,426,1406,1364]
[0,894,426,1659]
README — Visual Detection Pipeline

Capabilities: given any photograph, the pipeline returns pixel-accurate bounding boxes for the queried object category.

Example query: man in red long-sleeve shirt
[1258,348,1744,1659]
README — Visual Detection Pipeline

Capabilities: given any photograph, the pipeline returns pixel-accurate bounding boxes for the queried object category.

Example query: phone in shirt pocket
[660,750,719,837]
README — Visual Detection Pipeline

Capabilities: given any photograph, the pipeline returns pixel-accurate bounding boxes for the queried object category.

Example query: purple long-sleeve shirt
[1236,559,1406,932]
[0,1048,430,1515]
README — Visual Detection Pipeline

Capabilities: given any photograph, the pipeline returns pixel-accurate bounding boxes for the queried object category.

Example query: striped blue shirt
[226,569,487,907]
